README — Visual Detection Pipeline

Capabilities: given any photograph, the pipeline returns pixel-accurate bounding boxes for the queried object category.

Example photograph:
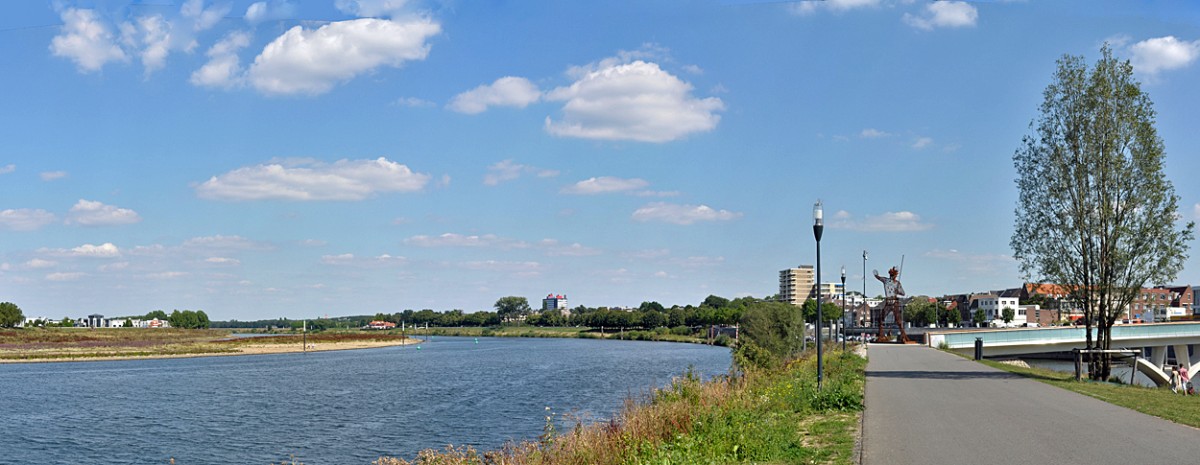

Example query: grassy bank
[373,348,866,465]
[0,328,411,361]
[418,326,723,345]
[981,359,1200,428]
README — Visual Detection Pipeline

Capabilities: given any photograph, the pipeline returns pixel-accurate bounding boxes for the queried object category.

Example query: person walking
[1169,365,1181,393]
[1180,364,1190,396]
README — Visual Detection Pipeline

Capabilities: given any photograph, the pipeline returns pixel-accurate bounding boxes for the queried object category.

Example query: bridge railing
[938,322,1200,349]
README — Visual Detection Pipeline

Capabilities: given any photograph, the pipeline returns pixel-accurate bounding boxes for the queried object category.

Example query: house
[366,320,396,330]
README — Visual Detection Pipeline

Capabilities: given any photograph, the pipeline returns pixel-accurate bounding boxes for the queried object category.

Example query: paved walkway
[863,344,1199,465]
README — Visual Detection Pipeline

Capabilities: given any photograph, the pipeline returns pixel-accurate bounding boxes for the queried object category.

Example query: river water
[0,337,731,465]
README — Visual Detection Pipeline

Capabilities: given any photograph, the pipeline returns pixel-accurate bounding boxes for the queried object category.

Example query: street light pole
[863,250,868,328]
[841,266,847,351]
[813,200,824,391]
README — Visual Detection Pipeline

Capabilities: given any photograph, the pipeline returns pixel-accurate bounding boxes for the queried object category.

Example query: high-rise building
[543,293,569,313]
[779,266,815,306]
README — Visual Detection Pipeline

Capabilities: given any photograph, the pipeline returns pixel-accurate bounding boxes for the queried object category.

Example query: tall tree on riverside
[0,302,23,328]
[494,296,531,322]
[1012,46,1193,380]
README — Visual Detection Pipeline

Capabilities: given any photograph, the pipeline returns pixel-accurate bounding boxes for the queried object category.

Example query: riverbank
[0,328,415,363]
[373,348,865,465]
[417,325,727,346]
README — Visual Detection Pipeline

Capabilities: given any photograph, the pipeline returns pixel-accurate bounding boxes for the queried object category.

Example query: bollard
[974,337,983,360]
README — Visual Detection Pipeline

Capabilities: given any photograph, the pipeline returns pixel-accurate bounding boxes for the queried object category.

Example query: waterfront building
[779,266,815,306]
[543,294,569,314]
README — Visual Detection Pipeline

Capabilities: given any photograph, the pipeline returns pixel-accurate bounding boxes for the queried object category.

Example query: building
[779,266,815,306]
[542,294,569,314]
[366,320,396,330]
[815,282,845,301]
[970,295,1023,326]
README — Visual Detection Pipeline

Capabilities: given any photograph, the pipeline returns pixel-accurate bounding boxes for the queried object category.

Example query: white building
[975,295,1024,327]
[542,294,569,314]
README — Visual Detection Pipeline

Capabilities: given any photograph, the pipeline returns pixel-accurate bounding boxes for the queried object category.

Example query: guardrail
[935,322,1200,349]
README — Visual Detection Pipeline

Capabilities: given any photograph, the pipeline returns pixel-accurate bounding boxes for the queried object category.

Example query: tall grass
[373,349,866,465]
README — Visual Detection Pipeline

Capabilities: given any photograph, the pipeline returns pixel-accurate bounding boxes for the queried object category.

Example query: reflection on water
[0,336,730,465]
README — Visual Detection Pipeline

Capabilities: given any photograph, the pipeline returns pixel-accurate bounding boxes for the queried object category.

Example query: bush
[669,325,692,336]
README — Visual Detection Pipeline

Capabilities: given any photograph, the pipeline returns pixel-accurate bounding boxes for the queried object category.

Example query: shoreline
[0,338,419,365]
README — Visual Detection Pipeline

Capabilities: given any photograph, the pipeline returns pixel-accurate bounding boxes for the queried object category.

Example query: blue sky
[2,0,1199,320]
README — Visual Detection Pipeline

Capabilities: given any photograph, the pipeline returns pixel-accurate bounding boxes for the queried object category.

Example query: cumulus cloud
[448,77,542,114]
[41,171,68,181]
[335,0,412,18]
[247,17,441,95]
[561,176,649,195]
[631,202,742,225]
[860,128,890,138]
[483,159,558,186]
[903,1,978,31]
[540,240,602,257]
[789,0,881,16]
[830,211,933,232]
[0,209,57,231]
[321,253,406,267]
[25,259,57,269]
[1129,36,1200,77]
[66,199,142,226]
[0,164,13,174]
[70,243,122,258]
[245,1,297,24]
[204,257,242,265]
[912,137,934,149]
[50,8,128,72]
[191,31,252,89]
[544,59,724,143]
[196,157,431,201]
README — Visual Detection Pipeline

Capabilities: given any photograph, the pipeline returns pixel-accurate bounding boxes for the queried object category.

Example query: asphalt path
[863,344,1199,465]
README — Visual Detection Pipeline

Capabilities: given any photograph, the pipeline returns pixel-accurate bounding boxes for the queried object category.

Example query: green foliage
[0,302,23,328]
[972,309,986,327]
[168,309,210,329]
[1002,307,1015,324]
[59,316,75,327]
[735,300,803,369]
[122,319,133,328]
[145,310,168,320]
[494,296,531,321]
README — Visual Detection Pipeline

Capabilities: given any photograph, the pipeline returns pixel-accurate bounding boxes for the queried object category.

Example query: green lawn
[981,359,1200,428]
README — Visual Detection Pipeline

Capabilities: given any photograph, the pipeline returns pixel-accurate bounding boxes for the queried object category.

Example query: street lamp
[863,250,868,328]
[841,265,847,351]
[813,200,824,391]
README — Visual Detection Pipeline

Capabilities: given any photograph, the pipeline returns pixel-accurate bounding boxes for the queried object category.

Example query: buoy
[416,345,422,350]
[474,338,478,344]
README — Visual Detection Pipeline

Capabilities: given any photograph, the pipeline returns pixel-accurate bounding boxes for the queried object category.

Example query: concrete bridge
[928,322,1200,387]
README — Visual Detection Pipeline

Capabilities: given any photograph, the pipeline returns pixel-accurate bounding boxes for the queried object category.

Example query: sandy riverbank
[0,337,419,364]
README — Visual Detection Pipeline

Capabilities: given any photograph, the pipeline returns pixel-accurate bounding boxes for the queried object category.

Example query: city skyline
[2,1,1199,319]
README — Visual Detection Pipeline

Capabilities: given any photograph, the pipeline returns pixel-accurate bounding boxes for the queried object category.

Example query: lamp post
[813,200,824,391]
[841,266,847,351]
[863,250,868,328]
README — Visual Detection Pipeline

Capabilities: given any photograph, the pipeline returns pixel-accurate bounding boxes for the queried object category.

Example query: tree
[123,319,133,328]
[701,295,730,309]
[145,310,168,320]
[60,316,75,327]
[972,309,986,328]
[1002,307,1015,325]
[494,296,531,322]
[735,300,805,369]
[1012,46,1193,380]
[638,301,665,313]
[0,302,23,328]
[944,305,962,326]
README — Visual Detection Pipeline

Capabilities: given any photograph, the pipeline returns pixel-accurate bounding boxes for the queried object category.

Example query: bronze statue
[874,266,909,342]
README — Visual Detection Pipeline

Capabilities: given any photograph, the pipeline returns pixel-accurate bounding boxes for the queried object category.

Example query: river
[0,336,731,465]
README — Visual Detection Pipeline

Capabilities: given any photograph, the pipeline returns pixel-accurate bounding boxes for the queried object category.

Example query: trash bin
[974,337,983,360]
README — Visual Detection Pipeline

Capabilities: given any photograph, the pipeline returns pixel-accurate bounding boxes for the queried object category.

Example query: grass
[372,348,866,465]
[0,327,410,361]
[980,359,1200,428]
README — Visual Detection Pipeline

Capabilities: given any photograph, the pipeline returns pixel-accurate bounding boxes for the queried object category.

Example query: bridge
[928,322,1200,387]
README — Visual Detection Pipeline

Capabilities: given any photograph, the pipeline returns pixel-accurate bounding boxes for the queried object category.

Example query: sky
[1,0,1199,320]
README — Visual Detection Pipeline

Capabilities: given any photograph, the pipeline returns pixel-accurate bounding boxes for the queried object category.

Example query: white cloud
[191,31,252,89]
[183,235,265,250]
[66,199,142,226]
[205,257,242,265]
[145,271,189,279]
[912,137,933,149]
[46,272,86,282]
[483,159,557,186]
[321,253,406,267]
[903,1,978,31]
[404,233,527,249]
[831,211,933,232]
[99,261,129,272]
[860,128,890,138]
[539,239,602,257]
[394,96,436,107]
[25,259,57,269]
[245,1,297,24]
[50,8,128,72]
[321,253,356,264]
[789,0,881,16]
[247,18,441,95]
[448,77,542,114]
[1129,36,1200,77]
[544,60,724,143]
[561,176,649,195]
[0,209,57,231]
[72,243,122,258]
[0,164,14,174]
[631,202,742,225]
[196,157,431,201]
[461,260,542,272]
[40,171,68,181]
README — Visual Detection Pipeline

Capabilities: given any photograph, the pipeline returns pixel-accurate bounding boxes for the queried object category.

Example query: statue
[874,266,909,342]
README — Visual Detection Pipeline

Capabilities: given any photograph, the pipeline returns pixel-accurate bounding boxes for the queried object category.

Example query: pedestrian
[1180,364,1190,396]
[1169,365,1181,393]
